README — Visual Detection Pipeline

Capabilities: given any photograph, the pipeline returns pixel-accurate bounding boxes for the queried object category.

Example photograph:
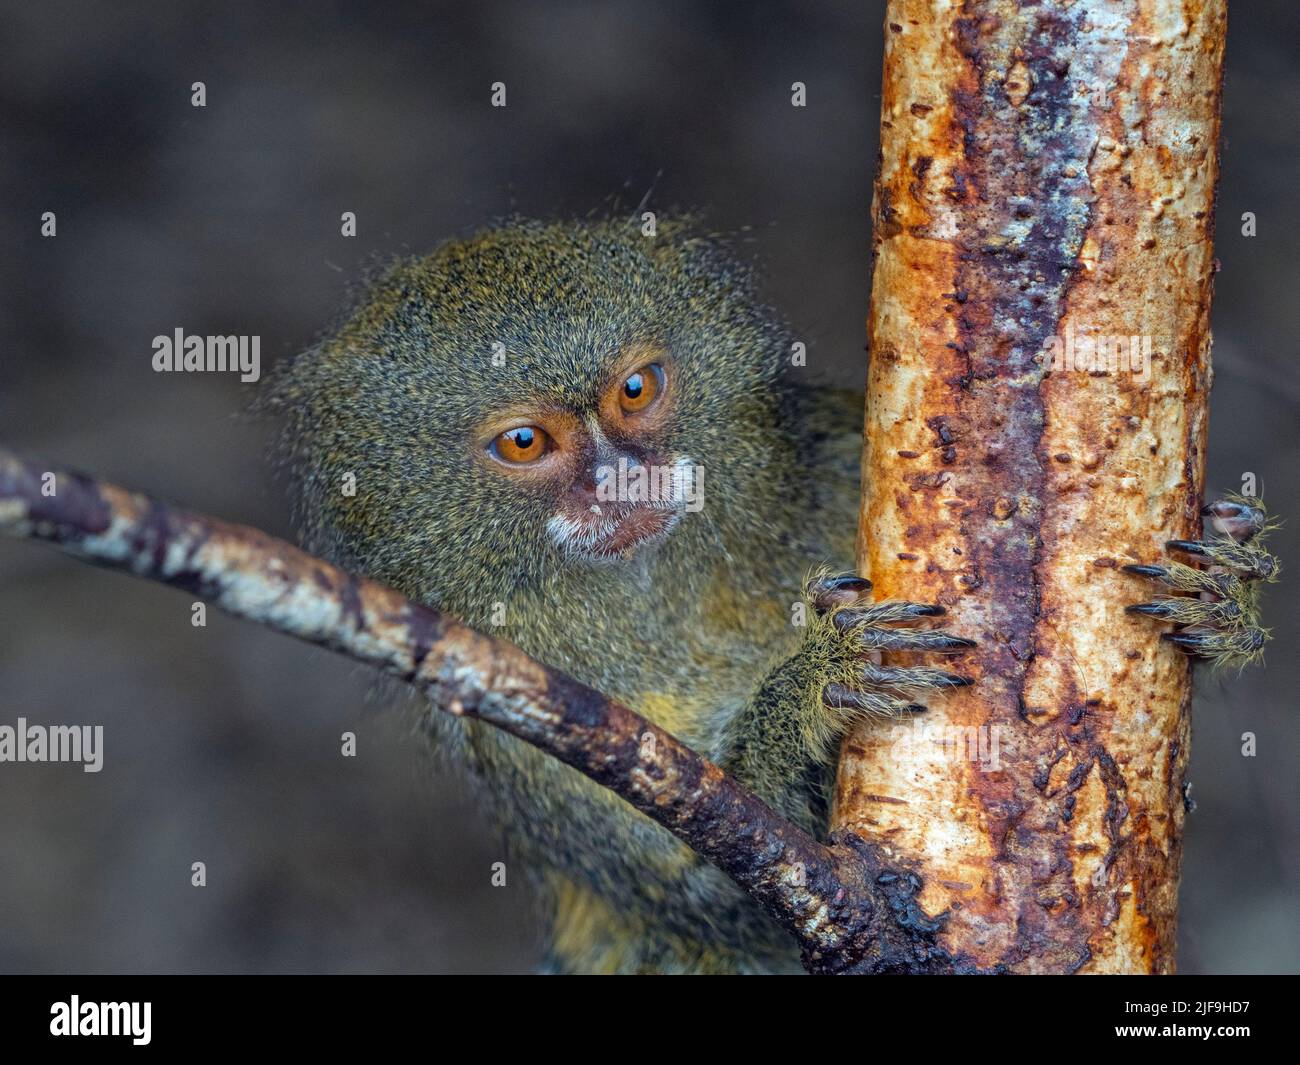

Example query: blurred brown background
[0,0,1296,973]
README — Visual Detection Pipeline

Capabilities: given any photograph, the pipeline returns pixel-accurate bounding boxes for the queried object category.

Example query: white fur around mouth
[546,454,699,562]
[546,504,681,563]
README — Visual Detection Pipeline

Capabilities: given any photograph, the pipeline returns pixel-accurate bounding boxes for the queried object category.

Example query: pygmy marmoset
[265,216,1276,973]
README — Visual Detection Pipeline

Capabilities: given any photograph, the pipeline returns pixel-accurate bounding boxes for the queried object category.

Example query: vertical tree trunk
[835,0,1225,973]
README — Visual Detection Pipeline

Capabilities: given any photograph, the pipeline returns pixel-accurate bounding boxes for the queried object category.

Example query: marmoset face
[477,342,703,562]
[271,218,787,598]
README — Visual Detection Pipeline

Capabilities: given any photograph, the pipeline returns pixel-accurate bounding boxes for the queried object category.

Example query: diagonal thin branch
[0,448,957,974]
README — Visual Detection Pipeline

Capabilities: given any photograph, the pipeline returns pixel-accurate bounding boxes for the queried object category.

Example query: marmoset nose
[573,455,649,509]
[570,475,601,509]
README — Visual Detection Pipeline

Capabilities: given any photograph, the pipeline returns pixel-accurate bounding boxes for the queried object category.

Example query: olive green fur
[262,216,909,974]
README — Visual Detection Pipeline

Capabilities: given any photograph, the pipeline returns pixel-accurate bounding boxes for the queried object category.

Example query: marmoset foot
[805,571,975,719]
[1124,496,1279,669]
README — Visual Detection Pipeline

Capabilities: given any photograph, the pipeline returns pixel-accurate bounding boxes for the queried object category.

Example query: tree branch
[0,448,956,974]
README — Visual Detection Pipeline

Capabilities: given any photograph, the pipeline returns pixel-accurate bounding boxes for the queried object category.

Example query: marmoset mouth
[548,502,681,562]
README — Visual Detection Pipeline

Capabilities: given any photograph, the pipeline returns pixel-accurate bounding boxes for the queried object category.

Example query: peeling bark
[837,0,1224,972]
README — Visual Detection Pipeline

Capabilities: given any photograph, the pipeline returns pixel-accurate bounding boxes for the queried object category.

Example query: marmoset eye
[491,424,550,464]
[618,363,662,414]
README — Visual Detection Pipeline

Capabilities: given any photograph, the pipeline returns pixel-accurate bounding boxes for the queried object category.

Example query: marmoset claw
[805,571,975,717]
[1125,496,1278,669]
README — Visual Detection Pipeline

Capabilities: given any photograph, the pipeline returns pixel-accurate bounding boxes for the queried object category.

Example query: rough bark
[836,0,1224,973]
